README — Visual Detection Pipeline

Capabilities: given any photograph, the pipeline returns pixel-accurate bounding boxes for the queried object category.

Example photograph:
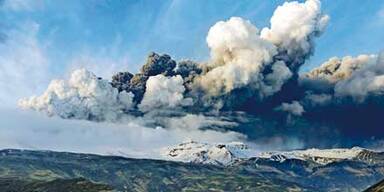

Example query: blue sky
[0,0,384,105]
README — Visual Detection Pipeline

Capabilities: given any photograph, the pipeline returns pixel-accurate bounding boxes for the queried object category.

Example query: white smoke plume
[261,0,329,58]
[276,101,305,116]
[199,17,277,96]
[196,0,328,101]
[18,69,134,121]
[139,74,192,112]
[260,61,293,96]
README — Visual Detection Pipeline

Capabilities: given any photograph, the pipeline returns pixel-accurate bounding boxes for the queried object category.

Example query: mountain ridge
[163,141,384,166]
[1,147,383,191]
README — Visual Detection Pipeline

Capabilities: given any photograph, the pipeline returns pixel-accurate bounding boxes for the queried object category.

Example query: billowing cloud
[20,0,329,119]
[111,52,178,104]
[302,53,384,101]
[304,54,377,83]
[295,52,384,139]
[261,0,329,63]
[19,69,134,121]
[198,17,277,96]
[16,0,384,149]
[334,53,384,101]
[261,61,293,96]
[191,0,328,110]
[139,74,192,112]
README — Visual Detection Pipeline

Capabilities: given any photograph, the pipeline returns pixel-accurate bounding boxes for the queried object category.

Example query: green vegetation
[0,177,113,192]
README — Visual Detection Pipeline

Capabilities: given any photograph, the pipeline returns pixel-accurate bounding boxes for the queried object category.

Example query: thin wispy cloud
[0,21,50,106]
[1,0,43,11]
[378,6,384,22]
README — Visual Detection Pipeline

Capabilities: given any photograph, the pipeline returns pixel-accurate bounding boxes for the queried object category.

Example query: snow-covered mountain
[162,140,255,166]
[163,141,384,166]
[260,147,384,165]
[259,147,365,164]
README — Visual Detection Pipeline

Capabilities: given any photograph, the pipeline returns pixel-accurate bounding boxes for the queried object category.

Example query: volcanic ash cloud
[18,0,384,147]
[19,69,134,121]
[18,0,330,121]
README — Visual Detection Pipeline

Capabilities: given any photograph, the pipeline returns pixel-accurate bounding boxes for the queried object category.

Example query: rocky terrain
[0,149,308,192]
[1,145,384,191]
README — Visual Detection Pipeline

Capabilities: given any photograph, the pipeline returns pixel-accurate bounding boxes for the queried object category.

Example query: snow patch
[162,141,379,166]
[162,140,254,166]
[259,147,366,164]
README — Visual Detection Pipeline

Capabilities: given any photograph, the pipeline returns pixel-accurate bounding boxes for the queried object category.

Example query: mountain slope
[164,141,384,166]
[0,177,113,192]
[0,148,383,191]
[162,141,253,165]
[259,147,384,165]
[0,149,310,192]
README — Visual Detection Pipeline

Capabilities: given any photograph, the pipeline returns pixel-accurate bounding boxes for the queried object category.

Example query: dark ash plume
[18,0,384,149]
